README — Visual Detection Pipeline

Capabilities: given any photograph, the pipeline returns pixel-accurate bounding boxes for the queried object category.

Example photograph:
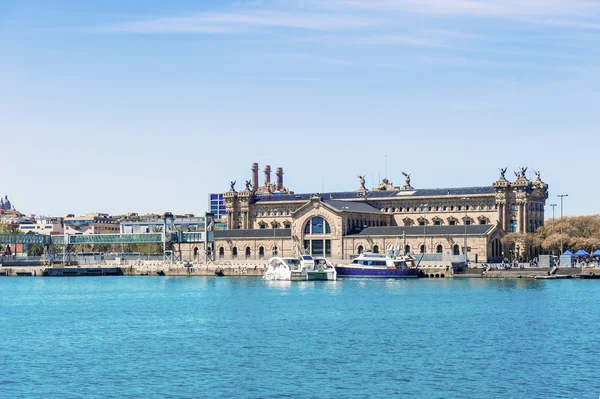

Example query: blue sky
[1,0,599,217]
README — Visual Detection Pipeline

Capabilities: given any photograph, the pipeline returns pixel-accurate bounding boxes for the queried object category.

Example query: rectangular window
[449,220,456,225]
[434,221,441,226]
[303,240,310,252]
[510,220,517,232]
[312,240,324,256]
[325,240,331,256]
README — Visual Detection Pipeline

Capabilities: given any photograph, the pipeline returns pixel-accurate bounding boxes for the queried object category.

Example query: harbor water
[1,277,599,398]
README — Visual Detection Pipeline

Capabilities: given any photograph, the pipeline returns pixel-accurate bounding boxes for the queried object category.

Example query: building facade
[19,217,64,235]
[120,213,204,234]
[182,165,548,263]
[64,213,120,235]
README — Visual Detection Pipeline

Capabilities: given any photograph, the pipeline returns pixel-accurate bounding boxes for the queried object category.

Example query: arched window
[245,247,251,258]
[420,245,426,254]
[259,246,264,259]
[272,246,278,256]
[304,217,331,257]
[357,245,364,254]
[453,244,460,255]
[436,245,443,253]
[193,247,199,259]
[284,222,291,229]
[219,247,224,259]
[304,217,331,235]
[232,247,238,258]
[373,245,379,254]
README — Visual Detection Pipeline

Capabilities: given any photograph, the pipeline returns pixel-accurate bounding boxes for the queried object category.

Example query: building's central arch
[302,216,332,256]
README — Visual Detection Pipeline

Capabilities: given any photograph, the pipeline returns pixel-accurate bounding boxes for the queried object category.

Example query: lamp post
[550,203,557,233]
[550,203,557,256]
[461,197,470,263]
[557,194,568,255]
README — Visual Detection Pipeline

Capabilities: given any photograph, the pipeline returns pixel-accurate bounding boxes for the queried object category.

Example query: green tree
[0,224,21,234]
[535,215,600,253]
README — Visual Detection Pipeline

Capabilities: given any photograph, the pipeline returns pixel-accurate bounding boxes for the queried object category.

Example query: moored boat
[264,255,337,281]
[335,251,419,278]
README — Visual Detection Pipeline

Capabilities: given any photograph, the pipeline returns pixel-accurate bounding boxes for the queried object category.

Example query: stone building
[184,165,548,263]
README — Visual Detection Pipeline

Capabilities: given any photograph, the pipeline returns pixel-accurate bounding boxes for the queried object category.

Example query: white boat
[264,255,337,281]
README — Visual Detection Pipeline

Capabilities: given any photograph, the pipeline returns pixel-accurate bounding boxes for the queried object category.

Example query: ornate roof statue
[499,167,507,180]
[513,166,529,184]
[229,180,237,192]
[355,175,368,192]
[520,166,528,178]
[245,180,252,192]
[401,171,413,190]
[358,175,365,188]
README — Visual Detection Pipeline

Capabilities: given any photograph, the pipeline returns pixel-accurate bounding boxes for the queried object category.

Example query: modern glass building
[209,193,226,221]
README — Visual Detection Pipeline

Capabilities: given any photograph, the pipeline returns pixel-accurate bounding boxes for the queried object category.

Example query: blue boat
[335,252,419,278]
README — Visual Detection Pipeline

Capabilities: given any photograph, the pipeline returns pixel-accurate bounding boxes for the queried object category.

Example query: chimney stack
[251,163,259,192]
[264,165,271,186]
[276,167,284,190]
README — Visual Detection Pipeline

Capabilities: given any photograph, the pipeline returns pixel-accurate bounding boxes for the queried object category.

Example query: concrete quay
[0,260,585,279]
[121,262,267,277]
[0,260,270,278]
[457,267,583,279]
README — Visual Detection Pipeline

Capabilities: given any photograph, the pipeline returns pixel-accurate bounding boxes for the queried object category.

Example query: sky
[1,0,599,217]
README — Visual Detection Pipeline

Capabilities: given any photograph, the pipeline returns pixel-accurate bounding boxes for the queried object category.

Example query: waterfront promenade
[0,259,587,279]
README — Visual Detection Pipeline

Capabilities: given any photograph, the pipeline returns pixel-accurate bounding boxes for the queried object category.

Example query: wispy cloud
[97,11,378,34]
[319,0,600,18]
[300,33,448,48]
[266,52,357,65]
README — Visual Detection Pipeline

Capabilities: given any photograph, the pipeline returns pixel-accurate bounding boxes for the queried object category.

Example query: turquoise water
[1,277,599,398]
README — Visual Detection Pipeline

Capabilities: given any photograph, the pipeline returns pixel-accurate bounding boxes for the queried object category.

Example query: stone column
[227,211,233,229]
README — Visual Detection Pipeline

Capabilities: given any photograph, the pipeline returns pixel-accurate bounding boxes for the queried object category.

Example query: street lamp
[550,203,557,256]
[557,194,568,255]
[550,203,557,233]
[461,197,470,263]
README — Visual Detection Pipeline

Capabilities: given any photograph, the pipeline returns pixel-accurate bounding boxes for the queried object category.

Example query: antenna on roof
[385,155,387,179]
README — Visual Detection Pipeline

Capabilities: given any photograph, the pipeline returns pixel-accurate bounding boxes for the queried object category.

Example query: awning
[574,249,590,256]
[562,250,573,256]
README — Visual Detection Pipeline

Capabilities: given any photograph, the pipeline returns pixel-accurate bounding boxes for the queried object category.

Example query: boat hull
[335,266,419,278]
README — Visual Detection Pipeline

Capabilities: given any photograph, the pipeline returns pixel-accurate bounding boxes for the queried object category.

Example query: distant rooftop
[355,224,495,237]
[253,186,495,203]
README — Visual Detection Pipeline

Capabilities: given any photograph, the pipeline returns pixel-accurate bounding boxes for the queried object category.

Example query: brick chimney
[251,163,259,192]
[264,165,271,187]
[276,167,284,190]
